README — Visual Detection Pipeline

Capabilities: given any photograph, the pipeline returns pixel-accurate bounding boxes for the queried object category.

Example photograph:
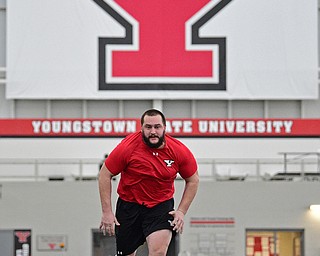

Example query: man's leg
[146,229,172,256]
[115,198,145,256]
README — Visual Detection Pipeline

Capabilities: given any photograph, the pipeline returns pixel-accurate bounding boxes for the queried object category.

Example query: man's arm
[98,163,119,236]
[169,171,199,234]
[177,171,199,214]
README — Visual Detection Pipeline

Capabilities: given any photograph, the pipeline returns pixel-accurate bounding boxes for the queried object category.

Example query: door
[0,230,14,256]
[246,229,304,256]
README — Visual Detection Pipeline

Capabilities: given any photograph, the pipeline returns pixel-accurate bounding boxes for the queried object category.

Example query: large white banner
[6,0,318,99]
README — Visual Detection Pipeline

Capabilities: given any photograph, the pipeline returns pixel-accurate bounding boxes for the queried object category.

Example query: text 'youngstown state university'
[31,119,294,135]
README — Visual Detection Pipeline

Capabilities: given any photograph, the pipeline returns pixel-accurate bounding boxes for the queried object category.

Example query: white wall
[1,181,320,256]
[182,181,320,256]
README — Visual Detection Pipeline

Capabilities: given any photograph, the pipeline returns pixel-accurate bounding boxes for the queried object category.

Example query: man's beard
[142,132,165,148]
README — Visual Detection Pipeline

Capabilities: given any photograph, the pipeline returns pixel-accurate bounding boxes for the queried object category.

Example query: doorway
[246,229,304,256]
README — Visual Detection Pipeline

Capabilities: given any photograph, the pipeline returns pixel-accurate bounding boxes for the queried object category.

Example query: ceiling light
[309,205,320,212]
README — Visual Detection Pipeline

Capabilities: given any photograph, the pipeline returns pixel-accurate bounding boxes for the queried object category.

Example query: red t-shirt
[105,131,197,207]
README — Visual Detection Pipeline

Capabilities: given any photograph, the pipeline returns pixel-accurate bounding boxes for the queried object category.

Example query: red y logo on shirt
[93,0,232,90]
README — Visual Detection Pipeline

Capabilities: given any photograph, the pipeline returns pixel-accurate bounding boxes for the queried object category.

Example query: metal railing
[279,152,320,173]
[0,158,103,182]
[0,154,319,182]
[0,67,6,84]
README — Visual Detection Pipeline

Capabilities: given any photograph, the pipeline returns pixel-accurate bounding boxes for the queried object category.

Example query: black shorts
[115,198,175,255]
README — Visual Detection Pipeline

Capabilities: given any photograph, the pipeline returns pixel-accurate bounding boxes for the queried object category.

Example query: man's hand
[99,212,120,236]
[168,209,185,234]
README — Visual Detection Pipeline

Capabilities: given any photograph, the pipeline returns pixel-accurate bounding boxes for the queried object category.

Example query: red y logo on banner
[94,0,232,90]
[15,231,31,243]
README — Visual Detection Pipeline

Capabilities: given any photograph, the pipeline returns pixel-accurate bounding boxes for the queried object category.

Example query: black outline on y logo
[93,0,233,91]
